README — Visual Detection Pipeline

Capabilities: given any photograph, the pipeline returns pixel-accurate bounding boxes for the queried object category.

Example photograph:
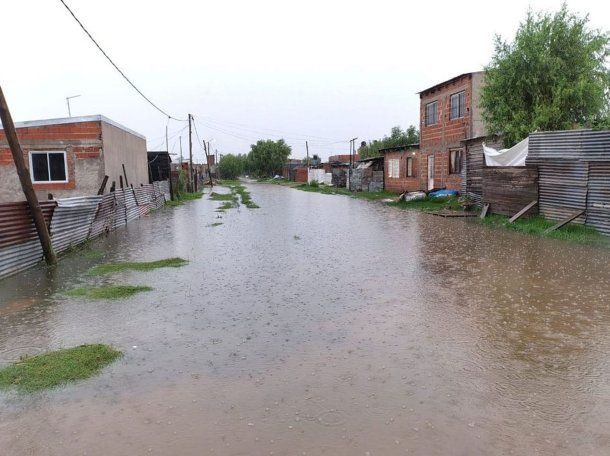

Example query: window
[29,151,67,183]
[425,101,438,126]
[450,91,465,119]
[406,157,414,177]
[388,159,400,178]
[449,149,463,174]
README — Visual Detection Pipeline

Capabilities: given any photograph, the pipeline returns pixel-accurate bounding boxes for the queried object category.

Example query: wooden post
[0,85,57,265]
[188,114,193,192]
[122,163,129,187]
[119,175,124,189]
[97,175,109,195]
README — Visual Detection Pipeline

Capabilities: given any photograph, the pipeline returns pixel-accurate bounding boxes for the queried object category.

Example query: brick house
[0,115,148,203]
[419,72,486,191]
[381,144,420,193]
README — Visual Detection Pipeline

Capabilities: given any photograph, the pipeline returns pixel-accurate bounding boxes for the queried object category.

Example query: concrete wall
[470,72,487,139]
[101,121,148,189]
[0,121,103,203]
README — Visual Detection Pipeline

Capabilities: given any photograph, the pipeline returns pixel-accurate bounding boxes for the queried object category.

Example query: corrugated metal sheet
[0,180,171,280]
[90,193,116,238]
[50,196,102,254]
[587,162,610,235]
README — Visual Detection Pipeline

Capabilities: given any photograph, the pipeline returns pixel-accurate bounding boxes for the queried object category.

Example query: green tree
[359,125,419,159]
[247,139,291,177]
[480,4,610,147]
[217,154,245,180]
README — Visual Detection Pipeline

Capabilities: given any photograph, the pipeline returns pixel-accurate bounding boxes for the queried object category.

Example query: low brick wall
[482,166,538,216]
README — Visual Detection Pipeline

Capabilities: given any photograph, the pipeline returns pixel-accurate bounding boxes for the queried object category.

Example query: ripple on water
[316,409,347,427]
[0,345,44,363]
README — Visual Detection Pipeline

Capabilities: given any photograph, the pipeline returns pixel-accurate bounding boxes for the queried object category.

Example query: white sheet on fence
[483,137,528,166]
[308,169,332,185]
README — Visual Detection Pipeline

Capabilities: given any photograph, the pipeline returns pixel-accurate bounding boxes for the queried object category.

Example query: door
[427,155,435,190]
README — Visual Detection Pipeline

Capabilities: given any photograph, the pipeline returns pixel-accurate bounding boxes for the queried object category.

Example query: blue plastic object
[429,189,459,198]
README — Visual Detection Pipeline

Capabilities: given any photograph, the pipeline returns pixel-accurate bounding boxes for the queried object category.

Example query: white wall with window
[388,159,400,178]
[29,151,68,183]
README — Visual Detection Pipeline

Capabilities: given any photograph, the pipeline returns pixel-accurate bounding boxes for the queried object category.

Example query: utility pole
[166,123,174,200]
[349,137,358,191]
[0,86,57,265]
[306,141,310,167]
[188,114,193,192]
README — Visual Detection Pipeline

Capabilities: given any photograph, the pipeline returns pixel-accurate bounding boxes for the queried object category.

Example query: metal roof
[0,115,146,140]
[418,71,484,95]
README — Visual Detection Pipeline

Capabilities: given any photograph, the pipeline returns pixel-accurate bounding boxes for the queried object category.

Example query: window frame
[449,149,463,175]
[406,156,414,177]
[388,158,400,178]
[425,101,438,126]
[450,91,465,120]
[29,150,69,184]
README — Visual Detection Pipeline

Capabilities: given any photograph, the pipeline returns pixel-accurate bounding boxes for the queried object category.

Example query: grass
[479,214,610,245]
[388,196,463,212]
[207,222,223,227]
[165,191,204,207]
[294,183,396,201]
[0,344,122,393]
[66,285,152,300]
[89,257,188,275]
[211,182,259,209]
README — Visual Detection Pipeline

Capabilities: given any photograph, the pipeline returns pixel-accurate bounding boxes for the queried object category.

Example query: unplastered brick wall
[0,121,104,202]
[420,73,479,191]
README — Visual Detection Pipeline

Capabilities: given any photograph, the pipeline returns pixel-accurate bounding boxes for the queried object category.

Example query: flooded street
[1,183,609,455]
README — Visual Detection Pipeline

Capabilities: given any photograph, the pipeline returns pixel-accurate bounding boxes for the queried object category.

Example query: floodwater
[1,184,609,456]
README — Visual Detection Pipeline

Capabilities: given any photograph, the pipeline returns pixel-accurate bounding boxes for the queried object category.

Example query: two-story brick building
[419,72,486,191]
[0,115,148,203]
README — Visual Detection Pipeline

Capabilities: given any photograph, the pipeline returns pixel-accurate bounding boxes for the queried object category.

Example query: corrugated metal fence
[0,180,170,280]
[527,129,610,235]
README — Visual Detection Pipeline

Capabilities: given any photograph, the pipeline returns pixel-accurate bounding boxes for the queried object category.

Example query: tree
[480,4,610,147]
[247,139,291,177]
[217,154,245,180]
[358,125,420,159]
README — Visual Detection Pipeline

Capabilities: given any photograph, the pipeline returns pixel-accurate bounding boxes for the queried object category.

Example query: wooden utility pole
[0,86,57,265]
[188,114,193,192]
[306,141,310,167]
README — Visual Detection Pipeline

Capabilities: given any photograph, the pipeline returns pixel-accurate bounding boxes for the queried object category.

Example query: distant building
[419,72,486,191]
[147,151,172,183]
[0,115,148,202]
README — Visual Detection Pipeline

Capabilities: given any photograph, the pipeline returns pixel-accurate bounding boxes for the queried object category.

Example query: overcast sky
[2,0,608,161]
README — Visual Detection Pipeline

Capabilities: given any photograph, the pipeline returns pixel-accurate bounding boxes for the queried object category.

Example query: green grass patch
[213,182,259,209]
[294,183,395,201]
[89,257,188,275]
[479,214,609,245]
[210,192,236,201]
[165,191,204,207]
[207,222,223,227]
[388,196,462,212]
[0,344,122,393]
[66,285,152,300]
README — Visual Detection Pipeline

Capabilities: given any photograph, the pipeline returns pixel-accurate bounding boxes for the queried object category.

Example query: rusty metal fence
[0,180,170,280]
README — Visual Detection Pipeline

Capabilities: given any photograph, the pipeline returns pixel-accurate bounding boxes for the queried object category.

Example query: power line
[58,0,187,122]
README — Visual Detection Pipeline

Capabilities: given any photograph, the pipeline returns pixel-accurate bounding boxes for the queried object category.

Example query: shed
[527,129,610,235]
[147,151,172,183]
[349,156,384,192]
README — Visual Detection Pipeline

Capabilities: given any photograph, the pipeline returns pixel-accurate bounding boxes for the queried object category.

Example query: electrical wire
[58,0,187,122]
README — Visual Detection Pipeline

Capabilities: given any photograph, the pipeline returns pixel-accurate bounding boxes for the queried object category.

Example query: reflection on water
[1,184,609,455]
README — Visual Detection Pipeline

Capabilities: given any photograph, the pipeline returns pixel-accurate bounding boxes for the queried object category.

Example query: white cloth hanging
[483,137,528,166]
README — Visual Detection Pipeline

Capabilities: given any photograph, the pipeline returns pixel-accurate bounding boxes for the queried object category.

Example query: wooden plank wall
[482,166,539,216]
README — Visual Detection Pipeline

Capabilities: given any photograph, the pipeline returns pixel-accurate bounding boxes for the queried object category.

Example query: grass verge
[295,183,397,201]
[388,196,463,212]
[212,182,259,209]
[0,344,122,393]
[66,285,152,300]
[207,222,223,227]
[479,214,609,245]
[89,257,188,275]
[165,191,204,207]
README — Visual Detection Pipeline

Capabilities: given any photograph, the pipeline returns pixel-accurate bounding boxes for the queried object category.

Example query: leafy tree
[247,139,291,177]
[217,153,245,180]
[359,125,419,159]
[480,4,610,147]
